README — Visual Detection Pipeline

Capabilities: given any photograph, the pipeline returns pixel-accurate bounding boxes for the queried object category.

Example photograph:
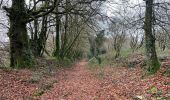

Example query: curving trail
[41,61,105,100]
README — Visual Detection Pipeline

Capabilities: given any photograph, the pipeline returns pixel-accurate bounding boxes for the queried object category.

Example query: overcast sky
[103,0,144,17]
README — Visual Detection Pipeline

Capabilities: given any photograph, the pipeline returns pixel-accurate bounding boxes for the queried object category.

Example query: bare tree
[109,20,126,58]
[130,31,144,52]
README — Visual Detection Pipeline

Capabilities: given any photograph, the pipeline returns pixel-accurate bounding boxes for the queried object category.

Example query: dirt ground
[0,60,170,100]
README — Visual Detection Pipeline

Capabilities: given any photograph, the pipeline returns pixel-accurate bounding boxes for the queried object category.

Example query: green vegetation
[33,89,45,97]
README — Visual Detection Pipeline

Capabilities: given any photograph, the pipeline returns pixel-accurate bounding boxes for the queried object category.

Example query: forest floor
[0,58,170,100]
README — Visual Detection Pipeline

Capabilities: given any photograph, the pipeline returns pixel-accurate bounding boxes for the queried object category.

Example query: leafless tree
[109,20,126,58]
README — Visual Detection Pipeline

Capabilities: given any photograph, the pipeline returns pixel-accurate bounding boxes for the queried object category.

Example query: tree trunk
[59,0,69,59]
[30,0,39,57]
[38,16,48,56]
[8,0,33,68]
[144,0,160,73]
[53,7,60,57]
[30,0,49,57]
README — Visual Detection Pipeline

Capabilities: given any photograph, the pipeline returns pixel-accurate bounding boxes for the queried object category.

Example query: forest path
[41,60,170,100]
[41,60,110,100]
[0,60,170,100]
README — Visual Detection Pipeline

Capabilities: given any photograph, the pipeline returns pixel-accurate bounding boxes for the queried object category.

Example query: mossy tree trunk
[7,0,33,68]
[144,0,160,74]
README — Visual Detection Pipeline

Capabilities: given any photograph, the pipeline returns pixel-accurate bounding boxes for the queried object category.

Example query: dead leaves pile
[0,60,170,100]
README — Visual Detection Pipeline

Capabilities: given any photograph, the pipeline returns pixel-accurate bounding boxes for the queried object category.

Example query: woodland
[0,0,170,99]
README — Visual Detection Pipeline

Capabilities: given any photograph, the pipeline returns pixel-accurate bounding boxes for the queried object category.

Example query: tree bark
[38,16,48,56]
[144,0,160,73]
[30,0,39,57]
[8,0,33,68]
[53,6,60,57]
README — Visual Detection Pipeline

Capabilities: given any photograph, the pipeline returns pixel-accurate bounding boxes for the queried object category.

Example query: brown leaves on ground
[0,59,170,100]
[0,69,36,99]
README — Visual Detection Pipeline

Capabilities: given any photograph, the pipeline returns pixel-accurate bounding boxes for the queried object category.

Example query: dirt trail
[40,60,170,100]
[41,61,104,100]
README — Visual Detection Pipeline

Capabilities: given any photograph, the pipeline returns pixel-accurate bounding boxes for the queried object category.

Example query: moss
[15,57,34,69]
[8,0,33,69]
[147,59,160,74]
[32,89,44,96]
[40,83,53,90]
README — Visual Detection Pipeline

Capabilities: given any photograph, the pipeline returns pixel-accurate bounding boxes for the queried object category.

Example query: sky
[103,0,143,17]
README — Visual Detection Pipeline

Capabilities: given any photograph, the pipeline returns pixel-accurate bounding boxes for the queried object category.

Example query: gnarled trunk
[8,0,33,68]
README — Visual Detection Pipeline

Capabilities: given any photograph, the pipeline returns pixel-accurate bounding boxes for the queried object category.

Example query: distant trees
[95,30,105,55]
[156,31,167,51]
[130,32,144,53]
[51,0,104,59]
[113,32,126,58]
[109,20,126,58]
[88,30,105,64]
